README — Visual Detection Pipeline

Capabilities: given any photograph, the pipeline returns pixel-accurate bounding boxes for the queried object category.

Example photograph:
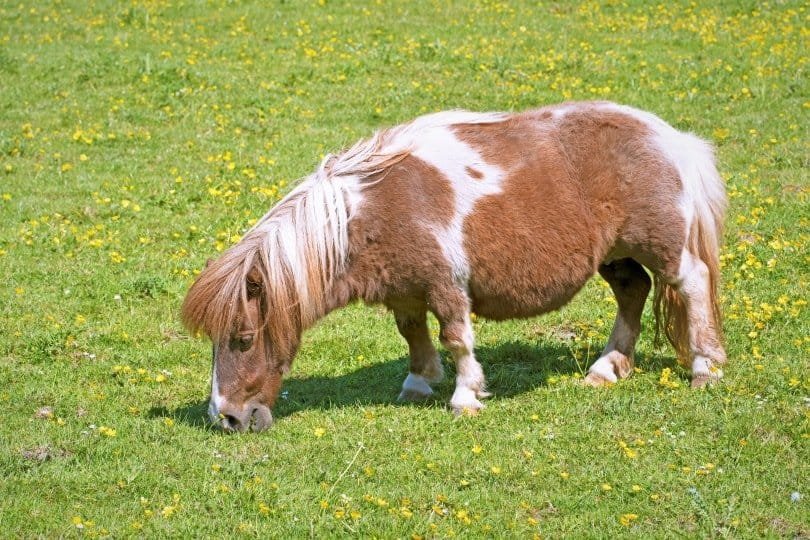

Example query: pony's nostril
[249,405,273,432]
[221,414,242,432]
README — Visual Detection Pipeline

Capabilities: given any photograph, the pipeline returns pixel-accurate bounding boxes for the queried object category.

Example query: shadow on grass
[148,401,213,430]
[153,339,675,429]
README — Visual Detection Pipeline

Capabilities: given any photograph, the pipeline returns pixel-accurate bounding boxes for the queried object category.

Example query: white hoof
[398,373,433,401]
[450,386,484,416]
[583,372,615,387]
[691,355,723,388]
[586,351,634,386]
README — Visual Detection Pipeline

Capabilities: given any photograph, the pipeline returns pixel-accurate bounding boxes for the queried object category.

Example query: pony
[182,101,727,432]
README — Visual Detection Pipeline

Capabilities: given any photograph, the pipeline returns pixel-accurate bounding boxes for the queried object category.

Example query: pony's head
[181,249,302,433]
[180,171,354,432]
[209,265,278,432]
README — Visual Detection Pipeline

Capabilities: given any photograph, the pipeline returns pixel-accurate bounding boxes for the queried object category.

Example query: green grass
[1,0,807,537]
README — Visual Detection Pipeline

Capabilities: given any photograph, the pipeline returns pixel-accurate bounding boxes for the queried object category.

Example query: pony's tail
[653,133,727,366]
[652,278,690,366]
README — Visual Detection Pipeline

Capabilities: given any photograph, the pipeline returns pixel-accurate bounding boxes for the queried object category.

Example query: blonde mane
[181,110,507,358]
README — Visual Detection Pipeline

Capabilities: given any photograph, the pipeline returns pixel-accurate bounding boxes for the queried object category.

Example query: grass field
[1,0,808,537]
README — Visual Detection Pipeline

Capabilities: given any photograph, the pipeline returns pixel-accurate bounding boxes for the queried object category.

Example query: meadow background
[1,0,807,537]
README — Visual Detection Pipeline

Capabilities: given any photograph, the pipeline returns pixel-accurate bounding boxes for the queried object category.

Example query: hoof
[691,356,723,388]
[451,401,484,417]
[586,351,632,385]
[398,373,434,402]
[583,372,615,387]
[690,373,722,389]
[450,387,484,416]
[398,388,433,401]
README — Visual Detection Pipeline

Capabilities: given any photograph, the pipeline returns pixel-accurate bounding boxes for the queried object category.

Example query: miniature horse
[182,101,727,432]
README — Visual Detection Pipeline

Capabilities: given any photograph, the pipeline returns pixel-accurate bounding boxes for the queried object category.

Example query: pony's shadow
[154,340,666,428]
[148,402,212,430]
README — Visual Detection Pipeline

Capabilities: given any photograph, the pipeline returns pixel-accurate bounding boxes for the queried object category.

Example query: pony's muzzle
[212,401,273,433]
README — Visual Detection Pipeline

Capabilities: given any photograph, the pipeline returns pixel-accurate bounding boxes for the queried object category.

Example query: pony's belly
[468,274,589,321]
[464,226,597,321]
[470,298,557,320]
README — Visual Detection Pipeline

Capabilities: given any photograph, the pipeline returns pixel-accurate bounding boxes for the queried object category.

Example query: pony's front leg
[395,309,444,401]
[437,311,490,415]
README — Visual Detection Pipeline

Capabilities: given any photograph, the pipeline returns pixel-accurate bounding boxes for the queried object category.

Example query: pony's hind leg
[585,259,651,386]
[395,308,444,401]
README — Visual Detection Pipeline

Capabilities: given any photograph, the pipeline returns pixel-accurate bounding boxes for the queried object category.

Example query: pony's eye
[235,334,254,351]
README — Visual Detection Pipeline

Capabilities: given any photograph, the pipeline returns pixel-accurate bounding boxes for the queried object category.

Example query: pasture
[1,0,807,537]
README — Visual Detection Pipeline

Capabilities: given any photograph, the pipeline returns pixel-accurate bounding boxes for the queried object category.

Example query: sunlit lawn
[1,0,807,537]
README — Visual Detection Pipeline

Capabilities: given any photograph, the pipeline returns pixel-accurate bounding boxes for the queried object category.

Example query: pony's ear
[246,266,263,298]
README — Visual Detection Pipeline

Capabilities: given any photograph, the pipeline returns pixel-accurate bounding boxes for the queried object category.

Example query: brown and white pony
[182,101,727,432]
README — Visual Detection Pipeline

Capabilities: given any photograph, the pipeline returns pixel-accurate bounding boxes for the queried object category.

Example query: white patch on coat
[410,126,505,286]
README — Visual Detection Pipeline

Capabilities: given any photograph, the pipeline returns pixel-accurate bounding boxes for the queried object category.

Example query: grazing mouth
[210,403,273,433]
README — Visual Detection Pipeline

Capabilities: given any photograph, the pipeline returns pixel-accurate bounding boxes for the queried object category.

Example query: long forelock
[181,241,256,341]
